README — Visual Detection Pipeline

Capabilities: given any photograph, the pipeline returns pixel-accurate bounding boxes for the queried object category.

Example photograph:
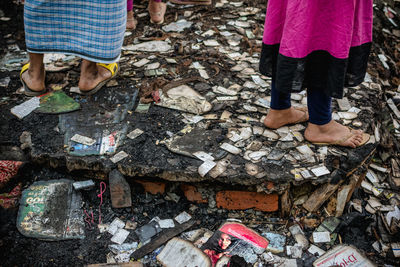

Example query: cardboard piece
[17,179,85,240]
[313,245,376,267]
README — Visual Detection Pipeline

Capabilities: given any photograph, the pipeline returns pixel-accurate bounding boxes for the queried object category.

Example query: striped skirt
[24,0,126,63]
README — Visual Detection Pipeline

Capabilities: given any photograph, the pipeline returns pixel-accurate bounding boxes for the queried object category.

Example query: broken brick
[136,180,166,195]
[216,191,278,212]
[180,184,208,204]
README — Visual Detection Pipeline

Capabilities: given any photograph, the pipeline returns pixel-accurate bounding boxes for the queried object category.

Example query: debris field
[0,0,400,266]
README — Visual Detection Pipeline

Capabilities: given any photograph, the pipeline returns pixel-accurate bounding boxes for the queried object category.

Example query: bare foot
[78,61,112,92]
[21,65,45,92]
[304,120,367,148]
[148,1,166,24]
[126,10,137,30]
[264,107,309,129]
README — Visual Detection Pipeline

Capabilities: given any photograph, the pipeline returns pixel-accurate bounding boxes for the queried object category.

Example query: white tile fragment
[174,211,192,224]
[110,151,129,163]
[220,143,242,154]
[387,98,400,119]
[127,129,144,139]
[198,160,216,177]
[108,218,126,235]
[193,151,215,162]
[71,134,96,146]
[111,228,130,244]
[133,58,150,68]
[296,145,314,156]
[11,97,40,119]
[312,231,331,243]
[336,97,351,111]
[159,219,175,229]
[311,166,330,177]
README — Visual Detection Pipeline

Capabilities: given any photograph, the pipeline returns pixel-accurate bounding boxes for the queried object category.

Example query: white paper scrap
[11,97,40,119]
[108,218,126,235]
[220,143,242,155]
[110,151,129,163]
[71,134,96,146]
[313,231,331,243]
[311,166,330,177]
[127,129,144,139]
[159,219,175,229]
[198,160,216,177]
[174,211,192,224]
[111,228,130,245]
[193,151,215,162]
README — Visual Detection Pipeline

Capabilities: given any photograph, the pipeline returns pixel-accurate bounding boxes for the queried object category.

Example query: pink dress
[259,0,373,98]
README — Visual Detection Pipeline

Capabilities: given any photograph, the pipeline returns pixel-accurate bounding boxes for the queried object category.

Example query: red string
[84,209,94,229]
[97,182,106,224]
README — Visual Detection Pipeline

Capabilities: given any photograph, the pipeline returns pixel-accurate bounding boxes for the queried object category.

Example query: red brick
[181,184,208,204]
[216,191,278,212]
[136,180,165,195]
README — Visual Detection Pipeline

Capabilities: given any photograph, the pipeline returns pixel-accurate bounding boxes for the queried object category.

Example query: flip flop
[78,63,119,96]
[148,2,166,24]
[20,63,47,97]
[169,0,211,5]
[311,127,370,148]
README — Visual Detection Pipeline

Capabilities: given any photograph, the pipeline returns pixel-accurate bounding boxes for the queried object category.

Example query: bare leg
[126,10,138,30]
[21,53,45,91]
[78,60,112,92]
[305,121,365,148]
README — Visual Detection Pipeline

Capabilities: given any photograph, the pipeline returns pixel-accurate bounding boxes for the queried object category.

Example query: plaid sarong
[24,0,126,63]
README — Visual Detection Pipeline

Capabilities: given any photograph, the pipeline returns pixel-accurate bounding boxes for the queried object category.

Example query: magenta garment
[259,0,373,98]
[127,0,133,11]
[263,0,372,59]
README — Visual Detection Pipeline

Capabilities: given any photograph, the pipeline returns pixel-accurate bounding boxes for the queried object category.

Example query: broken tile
[310,166,330,177]
[110,151,129,163]
[220,143,241,155]
[198,160,216,177]
[111,228,130,245]
[175,212,192,224]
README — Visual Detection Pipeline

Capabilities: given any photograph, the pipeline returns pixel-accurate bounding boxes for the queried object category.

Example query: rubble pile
[0,0,399,266]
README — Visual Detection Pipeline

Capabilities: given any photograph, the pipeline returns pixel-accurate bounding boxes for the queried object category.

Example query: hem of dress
[26,48,121,64]
[259,42,371,99]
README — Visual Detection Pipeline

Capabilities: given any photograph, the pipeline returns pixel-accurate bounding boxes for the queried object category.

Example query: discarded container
[313,245,376,267]
[109,170,132,208]
[17,179,85,240]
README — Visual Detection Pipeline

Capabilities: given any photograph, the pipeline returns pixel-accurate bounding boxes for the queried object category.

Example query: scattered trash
[72,180,95,190]
[313,245,376,267]
[156,85,212,115]
[36,91,80,114]
[157,238,211,267]
[11,97,40,119]
[162,19,192,32]
[17,179,85,240]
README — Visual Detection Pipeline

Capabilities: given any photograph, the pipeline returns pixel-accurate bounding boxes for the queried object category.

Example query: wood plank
[303,182,341,213]
[131,219,198,260]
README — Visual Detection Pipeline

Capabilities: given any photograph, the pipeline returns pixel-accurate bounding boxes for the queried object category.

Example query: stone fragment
[109,170,132,208]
